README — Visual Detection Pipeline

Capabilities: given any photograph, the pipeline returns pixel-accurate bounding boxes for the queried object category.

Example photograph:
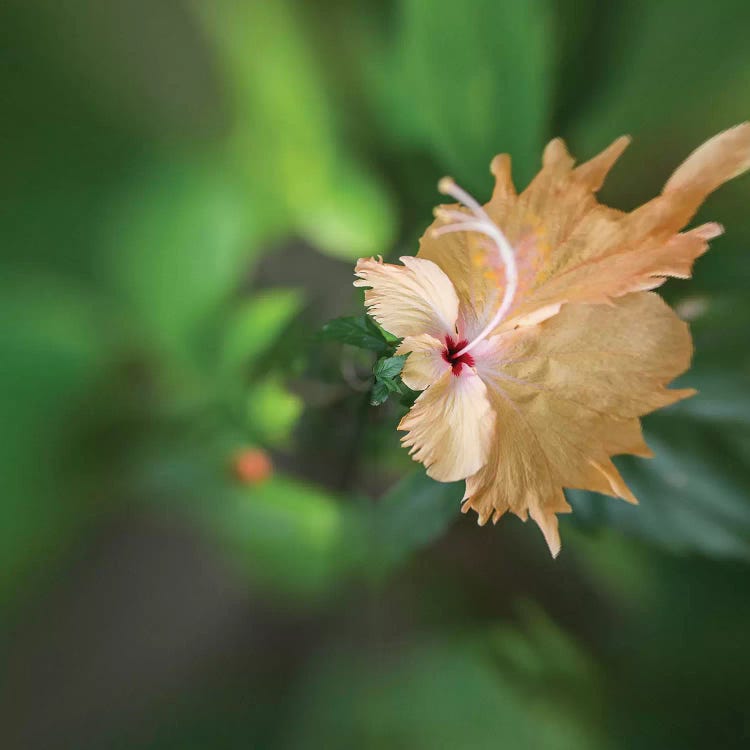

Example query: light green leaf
[220,289,303,374]
[245,379,303,447]
[209,476,357,596]
[194,1,396,260]
[297,158,396,261]
[103,156,257,357]
[194,0,337,212]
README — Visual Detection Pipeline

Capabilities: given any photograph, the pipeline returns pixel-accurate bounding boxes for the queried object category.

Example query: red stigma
[442,335,475,375]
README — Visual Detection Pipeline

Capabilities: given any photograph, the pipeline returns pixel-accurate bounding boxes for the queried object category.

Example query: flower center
[442,335,475,375]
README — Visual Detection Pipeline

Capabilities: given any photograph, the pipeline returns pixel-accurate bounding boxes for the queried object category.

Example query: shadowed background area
[1,1,750,748]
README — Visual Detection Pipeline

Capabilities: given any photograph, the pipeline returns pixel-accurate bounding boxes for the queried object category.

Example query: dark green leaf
[369,379,391,407]
[569,0,750,172]
[383,378,405,395]
[0,277,109,603]
[319,315,394,353]
[282,623,604,750]
[369,470,463,576]
[567,0,750,294]
[370,355,409,405]
[373,353,408,381]
[670,370,750,426]
[397,385,419,408]
[568,415,750,559]
[375,0,555,190]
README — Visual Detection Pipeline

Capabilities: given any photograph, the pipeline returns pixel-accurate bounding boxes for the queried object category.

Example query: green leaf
[297,158,396,261]
[208,476,358,597]
[319,315,395,354]
[568,415,750,560]
[282,625,605,750]
[194,0,337,212]
[670,370,750,426]
[103,156,257,358]
[369,379,391,407]
[0,276,109,603]
[245,378,303,447]
[566,0,750,293]
[220,289,303,374]
[370,353,409,406]
[368,470,464,576]
[194,1,396,260]
[376,0,554,190]
[569,0,750,163]
[373,354,408,381]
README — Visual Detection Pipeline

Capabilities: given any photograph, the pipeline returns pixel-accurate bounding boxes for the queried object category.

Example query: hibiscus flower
[354,124,750,556]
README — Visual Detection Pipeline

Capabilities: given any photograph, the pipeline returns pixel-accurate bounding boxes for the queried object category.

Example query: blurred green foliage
[1,0,750,748]
[281,608,607,749]
[0,276,108,602]
[374,0,555,191]
[195,0,396,259]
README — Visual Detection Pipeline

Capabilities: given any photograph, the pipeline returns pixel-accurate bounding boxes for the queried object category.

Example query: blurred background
[1,1,749,747]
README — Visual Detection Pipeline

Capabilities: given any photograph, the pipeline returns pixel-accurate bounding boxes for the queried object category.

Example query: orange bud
[232,448,273,485]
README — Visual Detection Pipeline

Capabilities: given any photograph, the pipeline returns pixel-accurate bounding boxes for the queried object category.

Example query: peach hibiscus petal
[463,292,695,556]
[396,334,450,391]
[665,122,750,197]
[354,255,459,340]
[418,124,750,335]
[398,369,495,483]
[573,135,632,191]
